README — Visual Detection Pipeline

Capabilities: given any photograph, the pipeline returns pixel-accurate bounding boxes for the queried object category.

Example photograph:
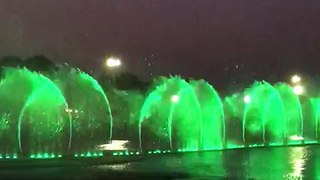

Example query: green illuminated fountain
[310,98,320,139]
[0,65,319,160]
[51,67,113,153]
[242,81,285,144]
[17,79,71,155]
[0,68,70,156]
[139,76,202,151]
[275,83,303,142]
[190,80,225,150]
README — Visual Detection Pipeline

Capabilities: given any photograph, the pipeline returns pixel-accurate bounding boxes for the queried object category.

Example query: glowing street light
[105,57,121,68]
[291,75,301,84]
[244,95,251,104]
[171,95,180,103]
[293,85,304,95]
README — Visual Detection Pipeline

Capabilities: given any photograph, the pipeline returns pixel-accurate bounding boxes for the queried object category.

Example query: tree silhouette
[24,55,57,73]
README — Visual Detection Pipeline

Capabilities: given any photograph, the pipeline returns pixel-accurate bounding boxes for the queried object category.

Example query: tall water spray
[275,83,303,141]
[139,77,202,151]
[190,80,225,150]
[242,81,285,144]
[0,68,71,155]
[51,68,113,152]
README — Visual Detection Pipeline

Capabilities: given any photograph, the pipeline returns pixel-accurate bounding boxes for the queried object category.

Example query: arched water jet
[190,80,225,150]
[78,72,114,141]
[139,77,202,151]
[310,98,320,139]
[17,75,71,154]
[0,68,71,155]
[223,93,244,145]
[242,81,285,144]
[50,67,113,152]
[262,83,286,143]
[275,83,304,141]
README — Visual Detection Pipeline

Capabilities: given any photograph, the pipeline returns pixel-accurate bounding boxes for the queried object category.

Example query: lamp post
[105,57,121,68]
[290,74,304,96]
[105,57,121,84]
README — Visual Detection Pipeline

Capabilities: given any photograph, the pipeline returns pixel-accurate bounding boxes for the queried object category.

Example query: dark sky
[0,0,320,81]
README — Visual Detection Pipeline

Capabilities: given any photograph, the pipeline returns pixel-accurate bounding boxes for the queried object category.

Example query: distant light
[97,140,129,151]
[293,85,304,95]
[291,75,301,84]
[290,135,304,141]
[65,108,72,113]
[244,95,251,104]
[105,57,121,68]
[171,95,180,103]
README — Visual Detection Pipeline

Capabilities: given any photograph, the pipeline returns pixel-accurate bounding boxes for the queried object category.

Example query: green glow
[12,154,17,159]
[2,67,320,160]
[242,81,285,144]
[79,72,113,141]
[190,80,225,150]
[275,83,303,140]
[11,68,71,155]
[0,68,68,156]
[310,98,320,138]
[52,68,113,153]
[36,153,43,159]
[86,152,92,157]
[139,77,202,151]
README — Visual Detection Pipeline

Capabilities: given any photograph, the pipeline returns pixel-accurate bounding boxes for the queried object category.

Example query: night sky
[0,0,320,82]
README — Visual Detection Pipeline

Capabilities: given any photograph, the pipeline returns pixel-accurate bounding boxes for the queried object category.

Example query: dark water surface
[0,146,319,179]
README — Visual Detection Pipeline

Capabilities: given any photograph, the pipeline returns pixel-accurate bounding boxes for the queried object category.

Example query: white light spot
[244,95,251,104]
[291,75,301,84]
[289,135,304,141]
[106,57,121,67]
[293,85,304,95]
[171,95,180,103]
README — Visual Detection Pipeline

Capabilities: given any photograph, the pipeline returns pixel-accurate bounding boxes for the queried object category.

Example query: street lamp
[105,57,121,68]
[291,75,301,84]
[293,85,304,95]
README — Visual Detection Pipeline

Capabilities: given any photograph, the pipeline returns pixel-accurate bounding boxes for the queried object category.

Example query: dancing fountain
[0,66,319,161]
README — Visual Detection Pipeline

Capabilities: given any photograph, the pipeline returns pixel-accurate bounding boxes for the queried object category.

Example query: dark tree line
[0,55,150,91]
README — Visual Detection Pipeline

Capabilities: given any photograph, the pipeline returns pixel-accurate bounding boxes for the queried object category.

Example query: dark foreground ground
[0,145,319,179]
